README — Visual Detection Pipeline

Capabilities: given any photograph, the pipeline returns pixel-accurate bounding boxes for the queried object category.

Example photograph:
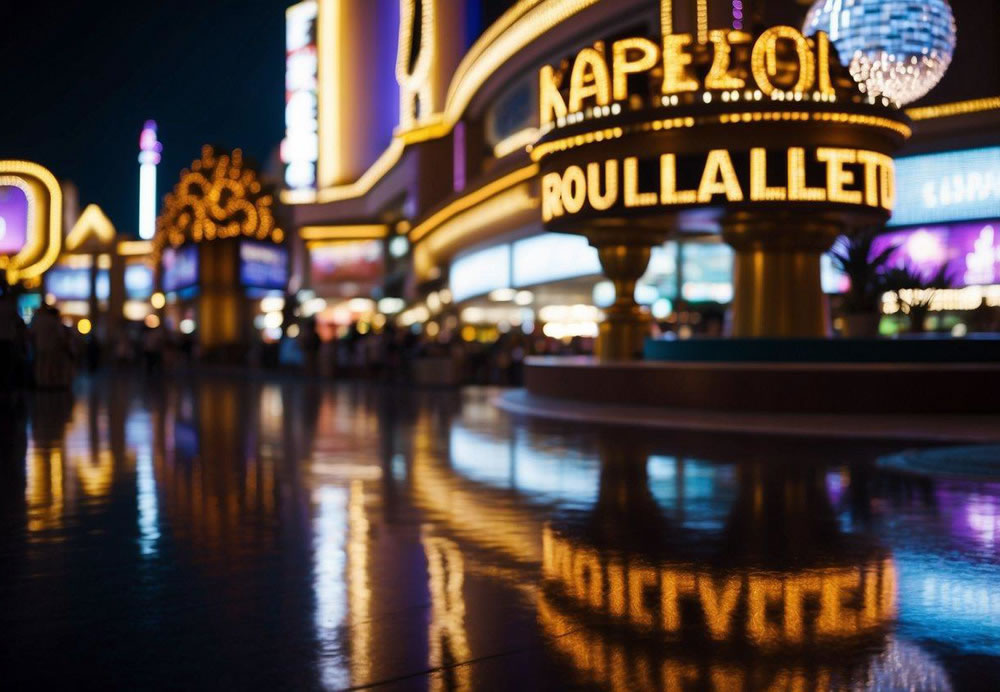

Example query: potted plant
[830,230,898,338]
[883,264,954,334]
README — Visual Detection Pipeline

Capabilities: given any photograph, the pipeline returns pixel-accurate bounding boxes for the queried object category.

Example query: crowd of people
[0,289,178,391]
[287,320,593,386]
[0,290,79,390]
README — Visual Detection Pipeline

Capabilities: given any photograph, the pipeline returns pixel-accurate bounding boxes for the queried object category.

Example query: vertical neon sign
[282,0,319,191]
[138,120,161,241]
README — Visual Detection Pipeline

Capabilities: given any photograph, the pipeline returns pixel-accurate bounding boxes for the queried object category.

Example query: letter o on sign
[561,165,587,214]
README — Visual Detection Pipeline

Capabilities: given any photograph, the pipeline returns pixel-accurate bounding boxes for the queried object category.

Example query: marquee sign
[542,146,896,223]
[540,26,844,128]
[533,23,910,230]
[0,161,63,286]
[530,11,914,342]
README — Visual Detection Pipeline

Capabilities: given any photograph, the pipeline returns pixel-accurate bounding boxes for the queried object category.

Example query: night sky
[1,0,289,237]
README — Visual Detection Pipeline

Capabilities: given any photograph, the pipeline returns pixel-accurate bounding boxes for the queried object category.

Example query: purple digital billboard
[240,241,288,290]
[0,184,29,255]
[873,220,1000,287]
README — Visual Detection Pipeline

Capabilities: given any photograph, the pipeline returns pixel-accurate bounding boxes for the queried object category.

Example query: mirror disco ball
[804,0,956,106]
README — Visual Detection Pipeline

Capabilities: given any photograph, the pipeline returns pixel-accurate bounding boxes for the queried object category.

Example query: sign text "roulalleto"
[542,147,895,221]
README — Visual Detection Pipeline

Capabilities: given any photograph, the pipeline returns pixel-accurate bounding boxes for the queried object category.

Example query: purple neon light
[873,221,1000,286]
[139,120,162,164]
[0,185,29,255]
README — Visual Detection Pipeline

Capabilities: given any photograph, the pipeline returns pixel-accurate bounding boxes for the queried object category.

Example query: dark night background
[0,0,995,237]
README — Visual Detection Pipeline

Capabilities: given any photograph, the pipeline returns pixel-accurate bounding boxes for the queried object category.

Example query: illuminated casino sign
[541,146,895,222]
[533,22,910,229]
[540,26,842,128]
[281,0,319,191]
[0,161,63,285]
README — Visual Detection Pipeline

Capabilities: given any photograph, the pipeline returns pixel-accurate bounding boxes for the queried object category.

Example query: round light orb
[804,0,956,105]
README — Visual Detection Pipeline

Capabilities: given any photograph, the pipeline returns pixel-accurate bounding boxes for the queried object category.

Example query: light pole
[138,120,161,240]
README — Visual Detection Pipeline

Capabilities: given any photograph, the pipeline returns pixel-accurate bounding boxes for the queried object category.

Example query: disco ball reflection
[804,0,956,106]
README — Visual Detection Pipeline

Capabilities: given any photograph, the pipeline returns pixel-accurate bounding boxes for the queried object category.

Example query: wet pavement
[1,373,999,690]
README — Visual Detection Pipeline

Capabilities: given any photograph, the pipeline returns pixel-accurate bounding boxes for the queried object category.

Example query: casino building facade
[278,0,998,349]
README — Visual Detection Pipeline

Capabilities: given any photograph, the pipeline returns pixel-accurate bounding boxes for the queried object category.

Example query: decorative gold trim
[409,165,539,243]
[906,96,1000,121]
[300,225,389,240]
[117,240,154,257]
[529,111,911,161]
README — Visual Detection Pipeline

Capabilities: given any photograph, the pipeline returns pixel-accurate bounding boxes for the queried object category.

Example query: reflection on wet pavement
[1,374,998,690]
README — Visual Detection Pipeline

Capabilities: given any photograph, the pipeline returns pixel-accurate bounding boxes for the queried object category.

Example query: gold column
[197,241,243,353]
[722,212,843,338]
[586,225,665,361]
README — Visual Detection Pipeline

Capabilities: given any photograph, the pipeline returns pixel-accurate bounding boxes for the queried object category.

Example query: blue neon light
[891,147,1000,228]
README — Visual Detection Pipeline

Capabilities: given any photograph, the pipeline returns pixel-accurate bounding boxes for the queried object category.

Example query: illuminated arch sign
[0,161,63,285]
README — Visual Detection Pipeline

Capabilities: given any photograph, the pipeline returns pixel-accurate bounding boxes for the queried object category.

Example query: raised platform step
[644,336,1000,363]
[523,355,1000,415]
[497,389,1000,443]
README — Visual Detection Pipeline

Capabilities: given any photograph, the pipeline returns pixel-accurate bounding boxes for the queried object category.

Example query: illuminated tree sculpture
[153,145,283,257]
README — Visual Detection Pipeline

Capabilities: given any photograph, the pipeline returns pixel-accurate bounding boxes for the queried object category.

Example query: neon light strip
[300,225,388,240]
[906,96,1000,121]
[317,0,341,189]
[697,0,709,44]
[529,111,911,161]
[409,165,539,243]
[117,240,153,256]
[305,239,382,250]
[396,0,436,129]
[493,128,541,158]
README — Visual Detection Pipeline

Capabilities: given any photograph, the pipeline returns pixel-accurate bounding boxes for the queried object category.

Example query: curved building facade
[281,0,1000,343]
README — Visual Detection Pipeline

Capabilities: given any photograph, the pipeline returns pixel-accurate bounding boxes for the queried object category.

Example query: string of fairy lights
[153,145,283,258]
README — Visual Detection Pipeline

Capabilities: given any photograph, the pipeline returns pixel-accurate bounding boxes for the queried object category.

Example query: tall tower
[138,120,162,240]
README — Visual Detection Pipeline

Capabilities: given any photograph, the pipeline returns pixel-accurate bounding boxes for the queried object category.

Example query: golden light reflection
[539,588,849,692]
[74,450,113,498]
[26,449,64,534]
[411,461,541,564]
[423,531,472,691]
[348,480,372,685]
[543,527,896,647]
